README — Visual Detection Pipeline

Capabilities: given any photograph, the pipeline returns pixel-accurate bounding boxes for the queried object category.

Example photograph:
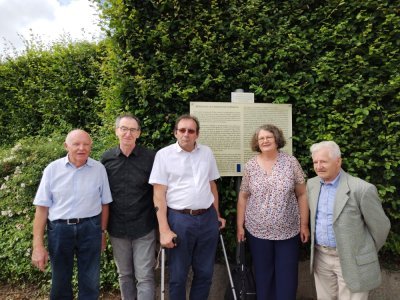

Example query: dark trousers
[167,207,219,300]
[47,215,102,300]
[247,232,299,300]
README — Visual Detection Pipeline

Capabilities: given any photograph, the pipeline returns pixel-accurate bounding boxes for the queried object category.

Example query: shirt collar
[63,155,92,168]
[62,155,69,166]
[115,147,122,156]
[174,141,199,153]
[115,145,140,157]
[320,170,341,187]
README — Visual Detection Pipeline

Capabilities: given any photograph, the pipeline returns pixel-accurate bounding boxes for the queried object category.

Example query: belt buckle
[189,209,194,216]
[67,218,79,225]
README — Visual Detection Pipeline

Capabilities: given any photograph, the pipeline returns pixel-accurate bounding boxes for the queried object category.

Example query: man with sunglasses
[101,113,156,300]
[149,114,226,300]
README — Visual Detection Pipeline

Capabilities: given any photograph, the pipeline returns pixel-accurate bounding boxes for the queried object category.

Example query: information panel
[190,102,292,176]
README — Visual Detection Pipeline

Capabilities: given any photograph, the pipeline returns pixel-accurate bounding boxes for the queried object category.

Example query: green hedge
[98,0,399,254]
[0,41,106,145]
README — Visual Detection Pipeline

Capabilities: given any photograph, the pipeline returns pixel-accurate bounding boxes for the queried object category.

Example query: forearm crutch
[220,232,237,300]
[160,237,178,300]
[161,247,166,300]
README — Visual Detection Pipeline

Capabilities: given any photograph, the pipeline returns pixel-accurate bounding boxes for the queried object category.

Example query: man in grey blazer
[307,141,390,300]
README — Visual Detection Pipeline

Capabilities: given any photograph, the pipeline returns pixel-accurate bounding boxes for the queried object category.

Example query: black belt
[51,214,98,225]
[168,206,212,216]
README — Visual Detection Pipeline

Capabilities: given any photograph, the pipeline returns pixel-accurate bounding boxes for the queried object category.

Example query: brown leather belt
[168,205,212,216]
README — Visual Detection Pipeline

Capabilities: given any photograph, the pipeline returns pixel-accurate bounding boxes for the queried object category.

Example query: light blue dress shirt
[34,155,113,221]
[315,172,341,248]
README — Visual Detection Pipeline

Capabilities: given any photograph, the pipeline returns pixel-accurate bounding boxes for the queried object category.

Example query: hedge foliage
[97,0,399,252]
[0,0,399,290]
[0,41,106,145]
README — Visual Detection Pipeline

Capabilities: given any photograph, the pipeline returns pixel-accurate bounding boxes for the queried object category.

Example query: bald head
[65,129,92,146]
[64,129,92,167]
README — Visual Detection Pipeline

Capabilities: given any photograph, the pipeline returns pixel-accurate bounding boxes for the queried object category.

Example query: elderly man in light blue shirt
[31,129,113,300]
[307,141,390,300]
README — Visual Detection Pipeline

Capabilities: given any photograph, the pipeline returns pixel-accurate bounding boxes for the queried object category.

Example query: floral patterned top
[240,151,305,240]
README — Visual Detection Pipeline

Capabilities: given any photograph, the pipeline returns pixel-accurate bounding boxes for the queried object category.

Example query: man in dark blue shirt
[101,113,156,300]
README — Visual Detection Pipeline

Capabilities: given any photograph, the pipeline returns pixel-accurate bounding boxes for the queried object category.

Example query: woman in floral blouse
[237,124,309,300]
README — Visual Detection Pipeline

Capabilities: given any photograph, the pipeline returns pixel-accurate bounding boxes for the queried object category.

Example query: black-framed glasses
[119,126,139,134]
[177,128,196,134]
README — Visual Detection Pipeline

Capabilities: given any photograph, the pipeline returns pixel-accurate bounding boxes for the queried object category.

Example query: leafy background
[0,0,399,290]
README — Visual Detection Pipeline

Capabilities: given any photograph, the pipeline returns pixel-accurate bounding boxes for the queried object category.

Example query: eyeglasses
[119,126,139,134]
[177,128,196,134]
[258,136,274,142]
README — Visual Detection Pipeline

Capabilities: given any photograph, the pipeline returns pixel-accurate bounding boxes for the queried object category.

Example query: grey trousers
[110,230,156,300]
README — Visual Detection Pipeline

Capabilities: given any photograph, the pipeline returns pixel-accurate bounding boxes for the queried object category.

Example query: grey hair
[115,113,141,129]
[310,141,341,158]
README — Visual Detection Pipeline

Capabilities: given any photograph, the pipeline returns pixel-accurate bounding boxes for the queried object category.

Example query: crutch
[160,237,178,300]
[161,247,166,300]
[220,232,237,300]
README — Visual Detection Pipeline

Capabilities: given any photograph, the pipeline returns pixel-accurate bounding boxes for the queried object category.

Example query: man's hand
[160,230,178,248]
[31,245,49,272]
[218,217,226,230]
[101,232,108,251]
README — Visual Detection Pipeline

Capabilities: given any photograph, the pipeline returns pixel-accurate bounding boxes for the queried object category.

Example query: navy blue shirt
[101,145,156,239]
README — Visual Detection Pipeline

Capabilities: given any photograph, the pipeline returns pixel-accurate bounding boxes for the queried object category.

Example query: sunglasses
[177,128,196,134]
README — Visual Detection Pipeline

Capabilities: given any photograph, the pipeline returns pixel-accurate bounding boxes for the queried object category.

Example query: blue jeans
[47,215,102,300]
[110,230,156,300]
[167,207,219,300]
[247,232,300,300]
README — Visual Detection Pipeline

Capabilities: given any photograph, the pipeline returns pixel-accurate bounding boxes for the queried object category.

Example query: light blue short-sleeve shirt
[34,156,113,221]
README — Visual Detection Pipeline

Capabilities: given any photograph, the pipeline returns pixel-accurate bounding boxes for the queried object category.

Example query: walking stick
[160,237,178,300]
[220,232,237,300]
[161,247,166,300]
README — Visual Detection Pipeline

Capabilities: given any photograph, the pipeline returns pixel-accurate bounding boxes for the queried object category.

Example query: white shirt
[34,156,113,221]
[149,142,220,209]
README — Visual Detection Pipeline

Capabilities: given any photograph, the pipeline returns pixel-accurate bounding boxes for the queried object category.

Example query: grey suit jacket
[307,170,391,292]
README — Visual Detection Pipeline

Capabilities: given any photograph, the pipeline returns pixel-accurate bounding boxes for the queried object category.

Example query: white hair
[310,141,341,158]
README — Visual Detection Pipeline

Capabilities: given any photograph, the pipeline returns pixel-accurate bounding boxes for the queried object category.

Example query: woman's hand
[237,226,246,242]
[300,225,310,243]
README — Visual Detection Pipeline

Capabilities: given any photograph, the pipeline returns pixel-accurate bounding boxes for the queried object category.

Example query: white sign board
[190,102,292,176]
[231,92,254,103]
